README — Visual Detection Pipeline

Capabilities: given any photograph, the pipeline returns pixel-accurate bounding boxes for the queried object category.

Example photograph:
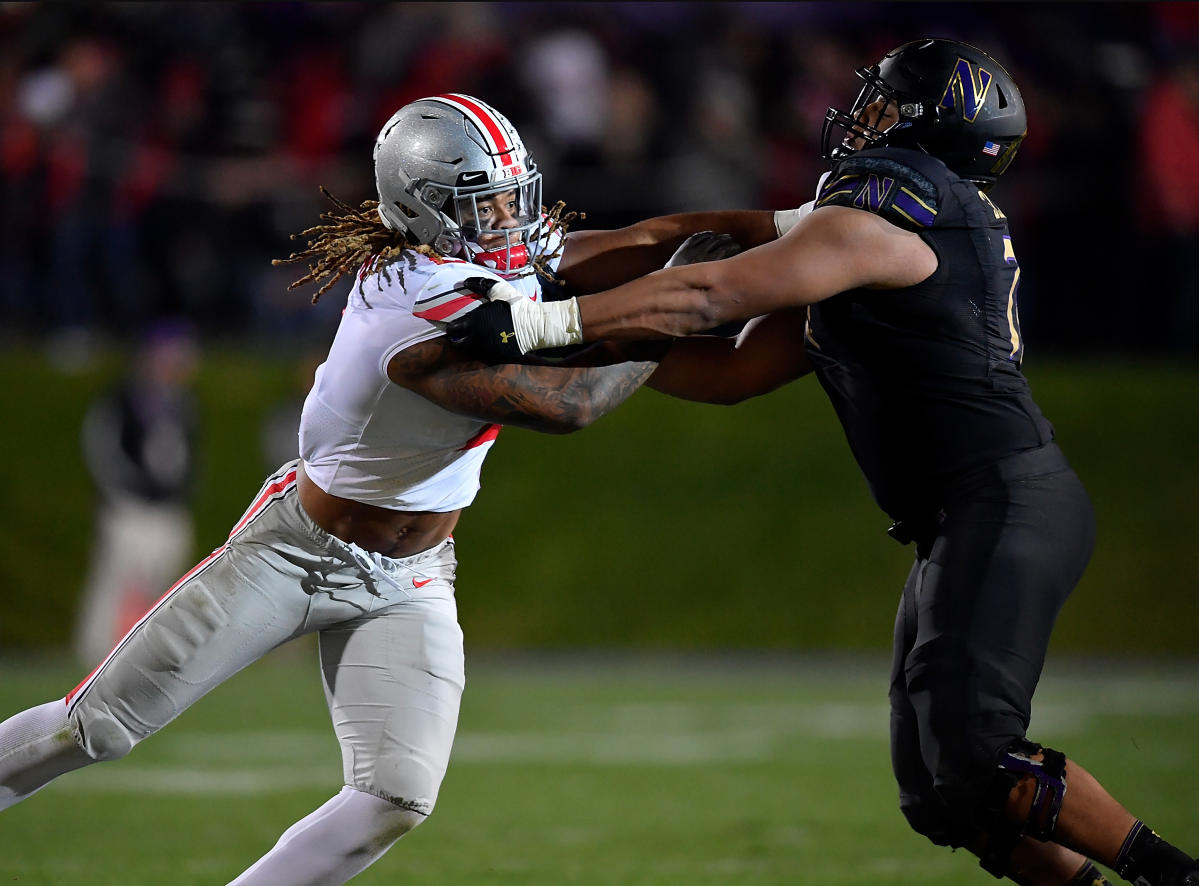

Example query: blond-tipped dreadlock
[533,200,583,284]
[274,188,584,304]
[272,187,415,304]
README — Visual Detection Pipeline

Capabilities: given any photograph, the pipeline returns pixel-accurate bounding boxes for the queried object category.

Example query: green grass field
[1,651,1196,885]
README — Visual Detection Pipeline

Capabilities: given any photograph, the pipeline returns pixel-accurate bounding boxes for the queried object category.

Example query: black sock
[1113,821,1199,886]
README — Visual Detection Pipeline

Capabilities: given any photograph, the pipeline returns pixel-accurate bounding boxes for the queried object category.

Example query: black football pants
[888,443,1096,845]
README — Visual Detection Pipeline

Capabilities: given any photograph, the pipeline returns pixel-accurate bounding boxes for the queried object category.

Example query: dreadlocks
[272,187,417,304]
[274,189,583,304]
[533,200,583,284]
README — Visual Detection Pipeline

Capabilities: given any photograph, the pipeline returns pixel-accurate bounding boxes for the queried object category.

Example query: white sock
[0,699,95,810]
[227,785,425,886]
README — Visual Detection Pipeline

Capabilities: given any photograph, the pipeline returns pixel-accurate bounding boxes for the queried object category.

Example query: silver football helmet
[373,93,544,273]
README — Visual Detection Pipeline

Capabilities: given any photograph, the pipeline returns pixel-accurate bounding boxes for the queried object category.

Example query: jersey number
[1003,235,1023,363]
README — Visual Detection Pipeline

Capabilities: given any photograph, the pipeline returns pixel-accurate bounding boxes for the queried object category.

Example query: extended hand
[446,299,524,363]
[665,231,742,268]
[446,277,583,363]
[664,232,747,338]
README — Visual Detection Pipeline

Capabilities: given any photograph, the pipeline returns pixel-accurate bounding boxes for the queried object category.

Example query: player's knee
[990,738,1067,841]
[934,737,1067,838]
[377,800,428,841]
[358,750,446,820]
[363,787,436,836]
[349,786,430,843]
[71,708,139,762]
[898,790,972,849]
[917,718,1025,823]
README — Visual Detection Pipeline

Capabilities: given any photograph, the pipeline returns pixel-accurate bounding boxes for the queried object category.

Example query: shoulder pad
[815,148,945,232]
[410,262,492,324]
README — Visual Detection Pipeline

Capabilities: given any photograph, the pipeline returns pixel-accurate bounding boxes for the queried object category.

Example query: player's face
[846,98,899,151]
[461,190,521,248]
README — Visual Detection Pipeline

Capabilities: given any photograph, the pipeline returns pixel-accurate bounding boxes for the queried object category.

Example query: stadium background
[1,1,1197,656]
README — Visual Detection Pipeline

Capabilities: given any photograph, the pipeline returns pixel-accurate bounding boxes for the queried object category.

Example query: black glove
[537,276,579,303]
[446,300,524,364]
[665,231,742,268]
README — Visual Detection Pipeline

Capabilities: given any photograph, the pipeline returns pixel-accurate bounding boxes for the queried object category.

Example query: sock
[226,785,425,886]
[1114,821,1199,886]
[1070,860,1114,885]
[0,699,95,810]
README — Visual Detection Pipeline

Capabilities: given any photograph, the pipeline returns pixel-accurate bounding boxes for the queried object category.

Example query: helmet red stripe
[434,93,515,167]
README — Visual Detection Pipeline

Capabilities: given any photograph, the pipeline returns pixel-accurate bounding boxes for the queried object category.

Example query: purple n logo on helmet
[940,58,994,124]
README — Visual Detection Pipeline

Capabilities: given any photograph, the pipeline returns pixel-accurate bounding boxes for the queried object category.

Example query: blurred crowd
[2,1,1197,357]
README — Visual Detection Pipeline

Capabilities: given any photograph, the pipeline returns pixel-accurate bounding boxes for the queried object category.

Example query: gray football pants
[66,461,465,815]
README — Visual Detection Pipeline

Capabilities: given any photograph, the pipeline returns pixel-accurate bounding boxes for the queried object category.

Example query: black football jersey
[804,147,1054,521]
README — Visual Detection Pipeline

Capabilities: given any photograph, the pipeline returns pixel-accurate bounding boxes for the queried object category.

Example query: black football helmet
[821,38,1027,190]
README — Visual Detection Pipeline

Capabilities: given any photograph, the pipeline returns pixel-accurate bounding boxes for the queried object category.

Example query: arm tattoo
[388,336,659,433]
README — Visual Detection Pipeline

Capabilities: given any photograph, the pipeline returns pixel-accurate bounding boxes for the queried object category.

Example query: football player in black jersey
[447,39,1199,886]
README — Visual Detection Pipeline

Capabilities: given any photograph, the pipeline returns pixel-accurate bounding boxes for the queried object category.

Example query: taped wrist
[511,296,582,353]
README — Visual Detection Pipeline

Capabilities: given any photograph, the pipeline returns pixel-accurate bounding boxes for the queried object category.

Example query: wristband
[773,208,803,238]
[774,203,817,238]
[510,296,583,353]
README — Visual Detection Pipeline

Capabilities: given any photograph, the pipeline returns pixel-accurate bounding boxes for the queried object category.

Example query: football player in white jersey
[0,93,783,885]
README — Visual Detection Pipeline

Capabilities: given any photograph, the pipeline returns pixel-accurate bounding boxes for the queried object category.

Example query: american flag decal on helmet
[982,141,1001,156]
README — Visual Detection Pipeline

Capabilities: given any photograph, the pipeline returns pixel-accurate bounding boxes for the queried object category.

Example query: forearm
[646,338,743,404]
[635,210,778,251]
[647,311,813,404]
[560,210,776,292]
[527,340,672,368]
[391,337,659,434]
[576,265,737,342]
[462,359,660,434]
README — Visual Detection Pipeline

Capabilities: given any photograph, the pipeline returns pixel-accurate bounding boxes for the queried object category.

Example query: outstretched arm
[576,206,936,341]
[556,210,778,293]
[447,207,937,359]
[386,336,659,435]
[647,309,813,405]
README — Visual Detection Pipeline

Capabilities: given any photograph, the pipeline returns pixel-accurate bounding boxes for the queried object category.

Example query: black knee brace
[996,739,1067,841]
[974,739,1068,878]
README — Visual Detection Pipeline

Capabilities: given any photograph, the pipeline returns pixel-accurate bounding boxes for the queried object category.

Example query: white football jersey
[300,228,564,512]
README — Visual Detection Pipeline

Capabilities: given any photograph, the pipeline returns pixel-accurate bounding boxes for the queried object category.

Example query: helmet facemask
[443,174,544,272]
[821,65,936,162]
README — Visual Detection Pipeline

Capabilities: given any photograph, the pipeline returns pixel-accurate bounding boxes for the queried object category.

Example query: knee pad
[342,786,428,843]
[356,751,442,820]
[71,707,137,762]
[379,802,427,841]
